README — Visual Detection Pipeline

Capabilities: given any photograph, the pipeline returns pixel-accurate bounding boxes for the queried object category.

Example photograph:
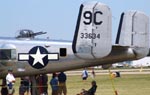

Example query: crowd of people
[0,68,97,95]
[50,72,67,95]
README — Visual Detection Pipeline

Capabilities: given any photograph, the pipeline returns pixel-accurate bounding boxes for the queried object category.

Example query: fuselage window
[60,48,67,57]
[11,49,17,59]
[0,49,16,60]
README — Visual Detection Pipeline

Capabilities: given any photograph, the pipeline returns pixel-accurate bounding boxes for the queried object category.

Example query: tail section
[72,1,112,59]
[116,11,149,58]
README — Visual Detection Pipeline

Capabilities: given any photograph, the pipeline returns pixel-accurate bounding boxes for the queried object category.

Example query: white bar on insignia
[19,54,29,60]
[48,54,58,60]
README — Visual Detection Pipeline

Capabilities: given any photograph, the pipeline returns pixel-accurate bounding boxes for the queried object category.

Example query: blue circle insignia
[28,46,48,69]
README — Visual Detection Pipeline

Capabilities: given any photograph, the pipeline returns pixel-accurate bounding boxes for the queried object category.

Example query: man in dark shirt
[78,80,97,95]
[0,79,8,95]
[87,81,97,95]
[50,73,59,95]
[58,72,67,95]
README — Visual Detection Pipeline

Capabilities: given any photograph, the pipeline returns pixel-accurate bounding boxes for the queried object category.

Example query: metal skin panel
[73,1,112,59]
[133,12,149,48]
[132,12,149,58]
[74,3,94,59]
[117,11,149,59]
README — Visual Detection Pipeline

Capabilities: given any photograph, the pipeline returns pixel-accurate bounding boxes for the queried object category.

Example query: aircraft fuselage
[0,37,136,78]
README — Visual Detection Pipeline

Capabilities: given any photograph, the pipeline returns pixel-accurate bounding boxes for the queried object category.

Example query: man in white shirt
[82,69,88,80]
[6,68,15,95]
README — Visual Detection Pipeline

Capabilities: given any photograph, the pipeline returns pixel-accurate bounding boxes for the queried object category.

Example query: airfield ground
[1,69,150,95]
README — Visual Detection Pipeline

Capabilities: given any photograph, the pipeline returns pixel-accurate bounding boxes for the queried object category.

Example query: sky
[0,0,149,43]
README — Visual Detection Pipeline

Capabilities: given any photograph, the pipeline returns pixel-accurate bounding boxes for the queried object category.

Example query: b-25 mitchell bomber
[0,1,149,79]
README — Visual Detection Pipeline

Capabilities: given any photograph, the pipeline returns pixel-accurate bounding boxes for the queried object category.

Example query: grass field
[1,74,150,95]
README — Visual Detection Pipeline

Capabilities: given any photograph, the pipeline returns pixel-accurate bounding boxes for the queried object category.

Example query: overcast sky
[0,0,149,43]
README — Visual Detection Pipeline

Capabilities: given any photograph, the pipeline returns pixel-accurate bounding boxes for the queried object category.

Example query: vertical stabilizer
[72,1,112,59]
[116,11,149,58]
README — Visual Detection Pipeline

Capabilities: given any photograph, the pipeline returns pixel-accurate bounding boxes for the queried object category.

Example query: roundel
[28,46,49,69]
[18,46,59,69]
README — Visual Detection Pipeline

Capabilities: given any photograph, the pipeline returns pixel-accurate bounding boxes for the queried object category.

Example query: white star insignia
[18,46,59,69]
[30,47,47,66]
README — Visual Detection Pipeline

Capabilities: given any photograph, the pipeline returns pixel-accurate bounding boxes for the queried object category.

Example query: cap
[8,67,13,72]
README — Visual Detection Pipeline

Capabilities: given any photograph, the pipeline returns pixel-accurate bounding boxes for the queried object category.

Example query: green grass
[1,74,150,95]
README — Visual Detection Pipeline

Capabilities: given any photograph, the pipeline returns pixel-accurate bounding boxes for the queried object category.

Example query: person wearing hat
[6,68,16,95]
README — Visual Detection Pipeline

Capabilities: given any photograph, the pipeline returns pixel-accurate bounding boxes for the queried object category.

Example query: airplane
[0,1,149,80]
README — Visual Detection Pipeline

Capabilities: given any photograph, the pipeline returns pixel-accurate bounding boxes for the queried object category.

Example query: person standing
[19,76,30,95]
[42,74,48,95]
[91,68,95,79]
[58,72,67,95]
[19,81,26,95]
[22,76,30,95]
[81,68,88,81]
[6,68,16,95]
[36,74,48,95]
[0,78,8,95]
[50,73,59,95]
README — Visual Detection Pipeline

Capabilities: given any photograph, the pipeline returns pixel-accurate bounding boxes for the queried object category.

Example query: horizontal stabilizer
[116,11,149,58]
[72,1,112,59]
